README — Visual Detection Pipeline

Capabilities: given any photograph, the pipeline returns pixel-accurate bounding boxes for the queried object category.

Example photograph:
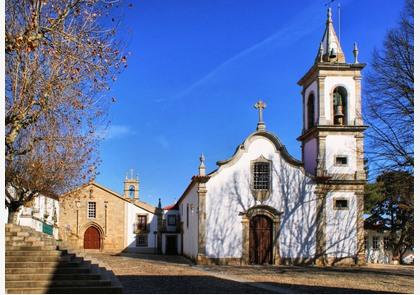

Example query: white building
[5,192,60,239]
[172,8,367,266]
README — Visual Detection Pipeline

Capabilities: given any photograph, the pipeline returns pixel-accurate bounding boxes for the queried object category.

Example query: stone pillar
[197,179,207,264]
[157,208,163,254]
[355,133,366,180]
[355,191,366,265]
[353,76,363,125]
[315,189,326,266]
[316,135,327,177]
[273,217,281,265]
[318,76,327,125]
[241,215,250,265]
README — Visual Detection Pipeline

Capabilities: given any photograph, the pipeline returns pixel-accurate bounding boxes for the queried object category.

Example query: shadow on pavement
[116,275,396,294]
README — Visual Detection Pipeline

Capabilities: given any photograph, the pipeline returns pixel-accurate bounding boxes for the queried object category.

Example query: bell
[334,106,344,125]
[329,47,337,58]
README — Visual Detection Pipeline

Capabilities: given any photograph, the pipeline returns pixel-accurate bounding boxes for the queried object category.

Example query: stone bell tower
[297,8,367,265]
[123,169,139,200]
[297,8,366,180]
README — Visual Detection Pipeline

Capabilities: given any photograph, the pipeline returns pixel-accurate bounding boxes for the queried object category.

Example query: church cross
[254,99,266,131]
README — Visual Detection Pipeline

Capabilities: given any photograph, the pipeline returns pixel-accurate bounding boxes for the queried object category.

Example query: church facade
[175,8,366,266]
[58,174,165,253]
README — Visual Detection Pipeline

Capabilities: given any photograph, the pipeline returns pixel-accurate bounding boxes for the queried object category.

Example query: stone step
[6,260,83,268]
[6,241,56,247]
[5,286,122,294]
[6,273,102,282]
[6,245,58,251]
[6,267,91,274]
[6,255,74,263]
[6,250,64,256]
[6,280,112,288]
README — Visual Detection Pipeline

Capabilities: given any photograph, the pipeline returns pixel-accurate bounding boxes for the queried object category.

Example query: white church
[171,8,367,266]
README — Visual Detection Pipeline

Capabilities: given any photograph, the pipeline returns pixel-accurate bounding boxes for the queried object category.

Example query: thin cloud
[173,1,350,100]
[99,125,135,140]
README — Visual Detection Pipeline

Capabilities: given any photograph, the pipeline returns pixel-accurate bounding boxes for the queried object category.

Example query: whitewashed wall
[325,135,357,174]
[163,209,179,232]
[303,137,317,175]
[304,80,319,129]
[125,202,158,250]
[325,191,357,257]
[179,183,199,259]
[13,195,59,239]
[324,76,356,124]
[205,134,317,259]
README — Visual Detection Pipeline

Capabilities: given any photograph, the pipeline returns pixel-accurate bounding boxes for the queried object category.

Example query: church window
[136,215,148,232]
[88,202,96,219]
[334,198,348,210]
[372,236,379,250]
[307,93,315,129]
[333,86,347,126]
[129,185,135,198]
[253,162,271,190]
[335,155,348,166]
[167,214,176,226]
[136,234,148,247]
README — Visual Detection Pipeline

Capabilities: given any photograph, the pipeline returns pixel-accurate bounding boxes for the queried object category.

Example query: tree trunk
[7,208,20,224]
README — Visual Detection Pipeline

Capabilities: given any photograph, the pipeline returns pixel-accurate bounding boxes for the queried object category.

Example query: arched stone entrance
[249,215,273,264]
[240,205,282,265]
[84,226,101,249]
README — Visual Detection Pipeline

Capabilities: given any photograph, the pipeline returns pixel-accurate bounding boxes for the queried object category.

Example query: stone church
[174,8,366,266]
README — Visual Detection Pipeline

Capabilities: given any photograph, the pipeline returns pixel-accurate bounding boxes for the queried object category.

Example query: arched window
[333,86,348,125]
[307,93,315,129]
[129,185,135,198]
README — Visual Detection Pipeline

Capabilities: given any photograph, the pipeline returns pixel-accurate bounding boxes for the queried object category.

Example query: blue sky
[97,0,405,207]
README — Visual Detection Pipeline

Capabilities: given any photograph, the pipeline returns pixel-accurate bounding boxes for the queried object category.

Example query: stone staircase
[5,224,122,294]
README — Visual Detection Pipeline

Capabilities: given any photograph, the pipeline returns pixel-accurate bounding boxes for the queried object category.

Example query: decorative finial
[158,198,162,209]
[254,99,266,131]
[136,173,139,181]
[353,42,359,64]
[199,153,206,176]
[319,42,324,62]
[327,7,332,23]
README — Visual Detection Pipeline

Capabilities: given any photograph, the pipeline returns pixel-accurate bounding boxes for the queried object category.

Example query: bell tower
[297,8,367,180]
[124,169,140,200]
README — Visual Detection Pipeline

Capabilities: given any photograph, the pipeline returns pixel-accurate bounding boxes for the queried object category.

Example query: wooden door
[249,215,273,264]
[84,226,100,249]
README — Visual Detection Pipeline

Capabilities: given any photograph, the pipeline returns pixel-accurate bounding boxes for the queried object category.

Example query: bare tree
[5,0,127,222]
[364,0,413,175]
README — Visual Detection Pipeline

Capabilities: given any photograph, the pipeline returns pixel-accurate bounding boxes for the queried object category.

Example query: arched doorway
[249,215,273,264]
[84,226,101,249]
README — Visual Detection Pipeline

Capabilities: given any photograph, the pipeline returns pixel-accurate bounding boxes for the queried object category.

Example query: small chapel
[171,8,367,266]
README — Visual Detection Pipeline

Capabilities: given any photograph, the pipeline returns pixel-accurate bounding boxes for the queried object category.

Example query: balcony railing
[133,223,150,234]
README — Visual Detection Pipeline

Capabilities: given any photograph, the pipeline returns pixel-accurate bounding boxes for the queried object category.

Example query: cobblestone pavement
[88,253,270,293]
[88,253,414,294]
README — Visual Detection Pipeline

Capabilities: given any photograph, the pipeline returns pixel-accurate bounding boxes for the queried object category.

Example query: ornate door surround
[240,205,282,265]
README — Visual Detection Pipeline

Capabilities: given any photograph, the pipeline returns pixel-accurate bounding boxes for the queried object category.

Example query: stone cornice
[212,130,303,175]
[297,125,368,141]
[297,62,366,87]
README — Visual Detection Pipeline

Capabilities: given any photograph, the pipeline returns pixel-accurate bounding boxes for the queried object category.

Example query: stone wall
[59,183,126,252]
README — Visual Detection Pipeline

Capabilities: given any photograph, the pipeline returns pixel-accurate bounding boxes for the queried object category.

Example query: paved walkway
[87,253,414,294]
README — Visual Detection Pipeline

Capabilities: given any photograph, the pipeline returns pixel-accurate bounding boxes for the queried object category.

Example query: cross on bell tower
[254,99,266,131]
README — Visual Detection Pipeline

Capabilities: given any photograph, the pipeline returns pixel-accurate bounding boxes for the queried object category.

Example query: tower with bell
[297,7,367,265]
[297,8,367,181]
[124,169,140,200]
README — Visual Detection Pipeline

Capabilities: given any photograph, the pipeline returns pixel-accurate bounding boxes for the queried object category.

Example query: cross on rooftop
[254,99,266,131]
